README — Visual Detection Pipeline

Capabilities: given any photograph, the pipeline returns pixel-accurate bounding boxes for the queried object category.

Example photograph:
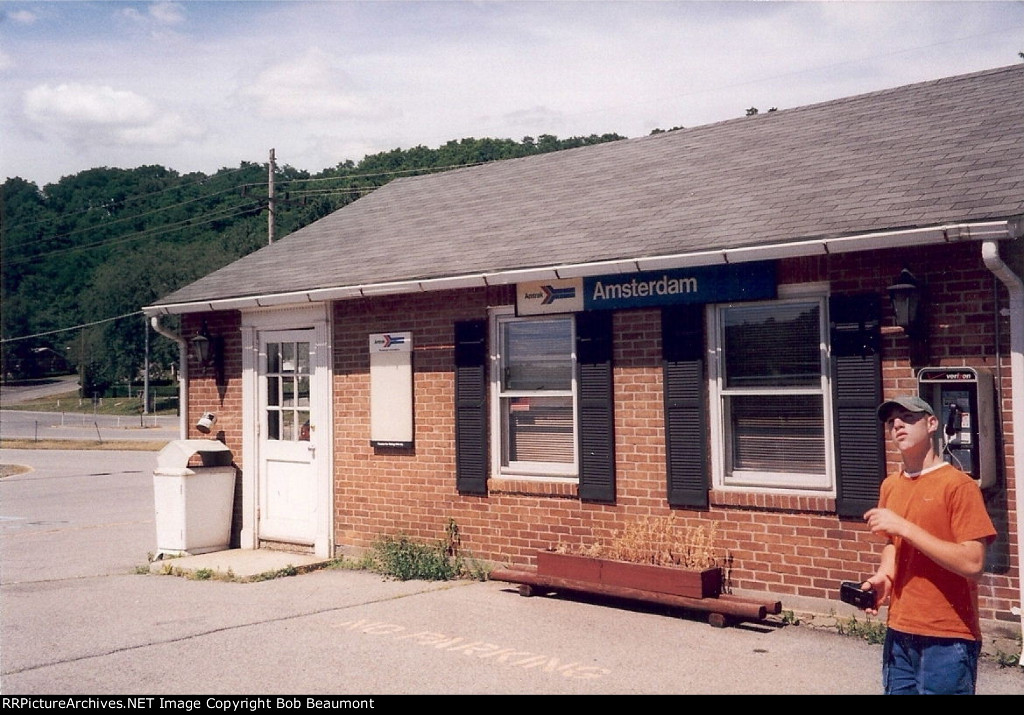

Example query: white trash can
[153,439,236,559]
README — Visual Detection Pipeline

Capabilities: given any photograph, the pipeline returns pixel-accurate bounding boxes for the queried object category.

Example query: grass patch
[1,389,179,416]
[0,463,32,478]
[0,438,169,451]
[366,519,490,582]
[836,613,887,645]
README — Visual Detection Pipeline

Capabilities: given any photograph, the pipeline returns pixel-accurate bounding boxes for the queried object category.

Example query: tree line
[1,133,625,394]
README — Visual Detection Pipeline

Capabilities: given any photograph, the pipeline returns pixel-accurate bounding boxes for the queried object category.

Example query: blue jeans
[882,628,981,694]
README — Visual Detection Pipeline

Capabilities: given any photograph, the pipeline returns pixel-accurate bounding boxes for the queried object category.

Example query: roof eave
[142,220,1017,316]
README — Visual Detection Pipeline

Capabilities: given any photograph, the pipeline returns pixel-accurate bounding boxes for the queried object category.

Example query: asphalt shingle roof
[152,64,1024,309]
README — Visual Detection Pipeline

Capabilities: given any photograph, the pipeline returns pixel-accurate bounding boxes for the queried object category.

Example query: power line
[1,311,144,344]
[4,163,266,234]
[4,182,266,250]
[4,200,265,266]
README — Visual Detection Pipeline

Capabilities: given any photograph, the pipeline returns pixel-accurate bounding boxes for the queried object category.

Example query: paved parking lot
[1,447,1021,694]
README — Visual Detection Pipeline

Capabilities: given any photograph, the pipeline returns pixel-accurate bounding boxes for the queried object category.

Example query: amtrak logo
[370,331,412,353]
[541,285,577,304]
[517,278,584,315]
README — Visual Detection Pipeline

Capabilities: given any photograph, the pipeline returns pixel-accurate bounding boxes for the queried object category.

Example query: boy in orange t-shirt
[861,396,996,695]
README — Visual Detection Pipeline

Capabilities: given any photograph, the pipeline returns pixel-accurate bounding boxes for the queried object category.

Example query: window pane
[723,303,820,387]
[267,376,280,406]
[267,410,280,440]
[727,394,825,474]
[297,343,310,375]
[267,343,280,373]
[502,319,573,391]
[281,342,296,372]
[502,396,574,465]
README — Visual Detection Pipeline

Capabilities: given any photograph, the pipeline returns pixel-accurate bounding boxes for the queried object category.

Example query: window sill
[489,477,579,499]
[710,489,836,514]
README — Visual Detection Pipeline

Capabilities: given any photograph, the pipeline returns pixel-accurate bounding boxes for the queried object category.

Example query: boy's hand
[864,507,909,539]
[861,573,892,615]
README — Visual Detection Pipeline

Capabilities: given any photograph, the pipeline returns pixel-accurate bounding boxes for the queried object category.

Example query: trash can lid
[157,439,232,469]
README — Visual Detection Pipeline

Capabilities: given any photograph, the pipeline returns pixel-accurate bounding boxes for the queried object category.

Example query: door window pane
[265,339,313,442]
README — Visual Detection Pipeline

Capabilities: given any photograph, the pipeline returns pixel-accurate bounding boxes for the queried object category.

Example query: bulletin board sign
[369,332,413,447]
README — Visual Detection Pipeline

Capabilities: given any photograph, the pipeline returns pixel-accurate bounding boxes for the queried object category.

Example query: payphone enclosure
[917,367,996,489]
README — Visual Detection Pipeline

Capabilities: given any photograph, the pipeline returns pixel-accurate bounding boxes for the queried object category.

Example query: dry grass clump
[570,515,719,570]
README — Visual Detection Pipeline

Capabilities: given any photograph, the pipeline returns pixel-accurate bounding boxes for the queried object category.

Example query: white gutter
[142,220,1015,316]
[149,317,188,440]
[981,238,1024,665]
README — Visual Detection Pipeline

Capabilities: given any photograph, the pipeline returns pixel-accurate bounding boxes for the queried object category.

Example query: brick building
[146,65,1024,645]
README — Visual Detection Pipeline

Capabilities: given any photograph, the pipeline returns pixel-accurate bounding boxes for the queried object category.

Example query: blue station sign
[517,261,776,315]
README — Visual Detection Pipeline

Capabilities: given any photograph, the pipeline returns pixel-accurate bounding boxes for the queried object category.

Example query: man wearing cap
[861,395,996,694]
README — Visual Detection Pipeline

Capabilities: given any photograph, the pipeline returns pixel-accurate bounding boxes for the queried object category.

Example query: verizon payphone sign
[517,262,776,315]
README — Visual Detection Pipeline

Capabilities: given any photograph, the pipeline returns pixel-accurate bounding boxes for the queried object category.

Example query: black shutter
[454,320,488,496]
[576,311,615,503]
[663,305,709,508]
[831,294,885,518]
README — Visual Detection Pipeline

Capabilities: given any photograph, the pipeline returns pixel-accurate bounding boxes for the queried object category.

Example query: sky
[1,1,1022,187]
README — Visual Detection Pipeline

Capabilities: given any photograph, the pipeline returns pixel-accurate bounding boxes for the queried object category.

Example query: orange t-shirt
[878,463,996,641]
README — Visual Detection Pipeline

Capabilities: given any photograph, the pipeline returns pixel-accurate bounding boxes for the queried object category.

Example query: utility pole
[143,314,150,415]
[268,148,276,245]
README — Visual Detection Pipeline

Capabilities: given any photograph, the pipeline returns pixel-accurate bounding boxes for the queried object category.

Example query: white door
[258,330,318,544]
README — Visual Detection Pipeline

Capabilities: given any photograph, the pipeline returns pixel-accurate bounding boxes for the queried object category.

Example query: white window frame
[489,306,579,481]
[708,285,836,494]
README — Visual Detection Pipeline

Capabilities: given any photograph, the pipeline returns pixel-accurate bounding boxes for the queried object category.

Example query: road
[0,408,178,443]
[1,447,1021,695]
[1,376,179,443]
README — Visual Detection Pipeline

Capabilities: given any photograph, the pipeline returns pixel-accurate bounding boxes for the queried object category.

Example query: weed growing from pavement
[993,638,1021,668]
[835,613,887,645]
[249,565,299,582]
[364,518,490,582]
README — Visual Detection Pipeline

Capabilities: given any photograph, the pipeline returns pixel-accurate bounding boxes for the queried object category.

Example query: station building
[146,65,1024,643]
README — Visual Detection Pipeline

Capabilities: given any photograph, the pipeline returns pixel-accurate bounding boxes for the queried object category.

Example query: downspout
[150,317,188,440]
[981,240,1024,664]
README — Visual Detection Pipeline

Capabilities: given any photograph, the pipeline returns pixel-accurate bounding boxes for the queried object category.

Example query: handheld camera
[839,581,876,610]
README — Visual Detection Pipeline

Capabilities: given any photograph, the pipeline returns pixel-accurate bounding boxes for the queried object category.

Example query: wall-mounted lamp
[887,268,926,339]
[191,321,214,365]
[190,320,224,384]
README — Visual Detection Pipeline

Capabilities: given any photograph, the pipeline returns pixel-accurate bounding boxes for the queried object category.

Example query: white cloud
[117,1,185,26]
[149,2,186,26]
[25,83,158,126]
[22,83,201,147]
[6,9,38,25]
[238,48,379,121]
